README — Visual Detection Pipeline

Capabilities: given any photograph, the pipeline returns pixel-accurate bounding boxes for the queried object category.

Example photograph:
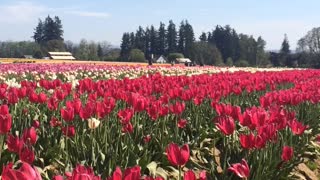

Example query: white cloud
[68,11,110,19]
[0,2,47,23]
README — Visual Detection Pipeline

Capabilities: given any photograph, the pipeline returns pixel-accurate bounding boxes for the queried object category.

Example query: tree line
[1,15,320,68]
[119,20,271,66]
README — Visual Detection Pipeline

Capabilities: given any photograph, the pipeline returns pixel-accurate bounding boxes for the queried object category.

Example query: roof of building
[50,56,76,60]
[48,52,75,60]
[48,52,73,56]
[176,58,192,63]
[22,55,34,59]
[156,55,167,63]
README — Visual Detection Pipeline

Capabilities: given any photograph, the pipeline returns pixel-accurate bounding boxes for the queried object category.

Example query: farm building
[176,58,192,63]
[22,55,34,59]
[48,52,76,60]
[155,56,167,63]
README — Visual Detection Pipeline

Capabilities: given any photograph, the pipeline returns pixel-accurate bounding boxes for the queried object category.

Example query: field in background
[0,58,174,66]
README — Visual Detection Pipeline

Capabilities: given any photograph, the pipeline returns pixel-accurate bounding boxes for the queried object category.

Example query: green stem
[178,165,182,180]
[0,135,4,162]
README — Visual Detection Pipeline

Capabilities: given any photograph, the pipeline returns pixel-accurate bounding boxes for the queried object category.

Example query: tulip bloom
[184,170,196,180]
[166,143,190,166]
[288,120,307,135]
[71,164,101,180]
[215,116,235,135]
[6,134,23,153]
[281,146,294,162]
[60,107,75,122]
[108,167,122,180]
[239,133,255,149]
[123,166,141,180]
[22,127,37,145]
[0,105,12,134]
[178,119,187,128]
[62,126,76,137]
[1,162,42,180]
[19,147,35,164]
[228,159,250,178]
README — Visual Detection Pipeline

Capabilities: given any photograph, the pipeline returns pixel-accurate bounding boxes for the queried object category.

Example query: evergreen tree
[199,32,207,42]
[149,25,158,57]
[32,19,44,44]
[53,16,64,40]
[135,26,146,52]
[166,20,177,54]
[280,34,291,66]
[120,33,131,61]
[144,27,151,59]
[42,16,60,42]
[157,22,166,55]
[183,20,195,57]
[280,34,290,54]
[97,44,103,60]
[129,32,135,49]
[178,21,185,54]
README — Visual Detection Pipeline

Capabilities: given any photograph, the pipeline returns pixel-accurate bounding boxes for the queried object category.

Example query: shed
[176,58,192,63]
[156,56,167,63]
[48,52,75,60]
[22,55,34,59]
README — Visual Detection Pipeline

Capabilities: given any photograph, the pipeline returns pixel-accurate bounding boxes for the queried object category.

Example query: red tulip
[166,143,190,166]
[0,105,12,134]
[288,119,308,135]
[143,135,151,143]
[178,119,187,128]
[19,147,35,164]
[38,92,47,103]
[32,120,40,129]
[47,97,59,111]
[62,126,76,137]
[228,159,250,178]
[169,102,185,115]
[199,170,207,180]
[184,170,196,180]
[61,106,75,122]
[121,122,134,134]
[239,133,255,149]
[215,116,235,135]
[6,134,23,153]
[123,166,141,180]
[1,162,42,180]
[118,108,134,124]
[281,146,294,162]
[50,117,62,127]
[22,127,37,145]
[52,175,64,180]
[108,167,122,180]
[71,164,101,180]
[144,177,164,180]
[254,135,266,149]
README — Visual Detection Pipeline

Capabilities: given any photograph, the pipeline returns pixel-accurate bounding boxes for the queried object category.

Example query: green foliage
[129,49,146,62]
[190,42,223,66]
[226,57,233,66]
[0,41,41,58]
[167,53,184,62]
[33,15,64,44]
[166,20,177,54]
[235,59,250,67]
[44,40,65,52]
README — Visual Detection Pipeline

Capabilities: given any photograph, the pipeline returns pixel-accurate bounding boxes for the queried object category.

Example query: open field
[0,63,319,179]
[0,58,174,66]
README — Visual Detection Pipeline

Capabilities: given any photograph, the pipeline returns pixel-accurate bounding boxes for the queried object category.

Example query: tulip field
[0,63,320,179]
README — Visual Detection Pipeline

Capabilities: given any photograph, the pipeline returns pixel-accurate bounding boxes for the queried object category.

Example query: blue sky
[0,0,319,50]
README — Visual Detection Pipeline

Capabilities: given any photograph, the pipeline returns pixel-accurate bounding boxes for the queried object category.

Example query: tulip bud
[88,117,100,129]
